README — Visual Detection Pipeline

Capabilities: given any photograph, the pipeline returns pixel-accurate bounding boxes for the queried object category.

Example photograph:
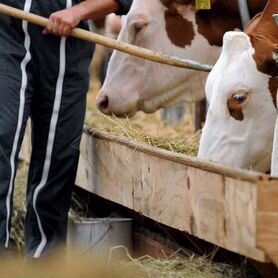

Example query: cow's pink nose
[97,95,109,111]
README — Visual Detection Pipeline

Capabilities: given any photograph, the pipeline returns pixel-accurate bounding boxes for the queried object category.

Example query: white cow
[96,0,267,118]
[198,0,278,173]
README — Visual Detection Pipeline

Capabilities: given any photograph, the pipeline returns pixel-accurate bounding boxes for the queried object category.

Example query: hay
[127,254,251,278]
[0,252,256,278]
[142,256,253,278]
[11,162,28,252]
[108,246,256,278]
[85,109,200,157]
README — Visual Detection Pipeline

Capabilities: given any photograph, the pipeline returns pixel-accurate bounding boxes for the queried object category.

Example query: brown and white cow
[96,0,267,118]
[198,0,278,173]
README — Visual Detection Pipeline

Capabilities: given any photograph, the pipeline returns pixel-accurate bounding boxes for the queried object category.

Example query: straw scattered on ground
[0,251,258,278]
[124,253,255,278]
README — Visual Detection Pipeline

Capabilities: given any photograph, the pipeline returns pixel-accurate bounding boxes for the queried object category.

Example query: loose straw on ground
[0,3,213,72]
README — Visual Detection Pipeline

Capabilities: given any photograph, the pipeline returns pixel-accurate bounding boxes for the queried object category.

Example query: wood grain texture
[224,178,263,260]
[21,128,278,264]
[77,132,267,262]
[90,130,272,183]
[257,180,278,267]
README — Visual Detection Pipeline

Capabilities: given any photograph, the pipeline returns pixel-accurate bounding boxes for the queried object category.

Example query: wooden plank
[257,180,278,212]
[77,132,266,262]
[132,152,190,231]
[224,178,264,260]
[88,129,272,183]
[20,125,274,183]
[75,133,96,192]
[78,134,136,208]
[257,180,278,267]
[186,169,265,261]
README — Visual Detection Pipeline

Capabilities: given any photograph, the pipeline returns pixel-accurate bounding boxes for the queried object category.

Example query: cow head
[198,1,278,172]
[96,0,221,117]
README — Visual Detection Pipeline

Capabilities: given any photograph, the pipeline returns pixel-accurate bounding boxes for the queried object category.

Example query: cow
[198,0,278,174]
[96,0,267,121]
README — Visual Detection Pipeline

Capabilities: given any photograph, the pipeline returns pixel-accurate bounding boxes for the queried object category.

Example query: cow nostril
[98,95,109,110]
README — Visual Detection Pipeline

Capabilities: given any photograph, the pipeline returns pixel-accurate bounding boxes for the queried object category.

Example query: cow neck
[160,0,195,47]
[247,0,278,108]
[195,5,242,46]
[160,0,267,48]
[195,0,268,46]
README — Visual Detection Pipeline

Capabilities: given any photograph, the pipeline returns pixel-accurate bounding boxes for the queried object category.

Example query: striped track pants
[0,0,94,258]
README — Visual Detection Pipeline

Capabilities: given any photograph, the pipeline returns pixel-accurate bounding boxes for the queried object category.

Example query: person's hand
[43,8,82,37]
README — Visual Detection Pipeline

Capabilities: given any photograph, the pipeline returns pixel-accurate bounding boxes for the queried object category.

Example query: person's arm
[43,0,122,37]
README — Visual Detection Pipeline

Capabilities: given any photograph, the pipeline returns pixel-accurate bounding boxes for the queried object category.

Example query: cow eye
[227,92,249,121]
[232,93,247,104]
[227,92,249,111]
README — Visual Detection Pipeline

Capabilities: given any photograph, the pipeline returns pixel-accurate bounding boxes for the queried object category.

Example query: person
[0,0,132,259]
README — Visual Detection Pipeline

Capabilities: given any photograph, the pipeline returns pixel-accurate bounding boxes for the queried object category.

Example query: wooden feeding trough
[73,128,278,268]
[20,124,278,267]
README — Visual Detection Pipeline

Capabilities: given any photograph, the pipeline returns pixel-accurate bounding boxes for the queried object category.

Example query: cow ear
[222,32,252,61]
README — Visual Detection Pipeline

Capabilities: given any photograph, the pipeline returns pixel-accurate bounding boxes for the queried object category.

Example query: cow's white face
[96,0,220,117]
[198,31,277,172]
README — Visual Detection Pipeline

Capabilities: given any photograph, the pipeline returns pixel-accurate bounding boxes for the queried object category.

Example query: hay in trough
[85,109,200,157]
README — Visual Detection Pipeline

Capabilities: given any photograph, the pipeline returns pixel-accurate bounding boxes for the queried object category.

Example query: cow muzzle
[96,92,138,118]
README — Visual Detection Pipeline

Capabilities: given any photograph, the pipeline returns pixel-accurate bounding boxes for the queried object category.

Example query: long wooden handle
[0,3,213,72]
